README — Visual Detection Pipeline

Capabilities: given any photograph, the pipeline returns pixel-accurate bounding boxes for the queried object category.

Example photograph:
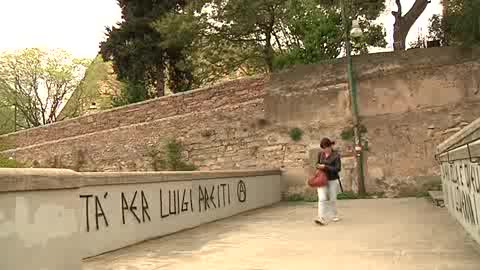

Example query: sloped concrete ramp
[83,198,480,270]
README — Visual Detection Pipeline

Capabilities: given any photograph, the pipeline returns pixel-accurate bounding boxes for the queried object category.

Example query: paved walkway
[83,198,480,270]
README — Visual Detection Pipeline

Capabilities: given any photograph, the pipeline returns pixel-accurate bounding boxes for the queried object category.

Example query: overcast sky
[0,0,442,59]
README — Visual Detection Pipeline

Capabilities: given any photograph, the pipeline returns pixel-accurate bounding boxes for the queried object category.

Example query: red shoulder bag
[308,169,328,188]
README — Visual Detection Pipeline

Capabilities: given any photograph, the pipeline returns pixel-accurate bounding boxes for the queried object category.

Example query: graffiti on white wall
[79,180,247,232]
[441,160,480,236]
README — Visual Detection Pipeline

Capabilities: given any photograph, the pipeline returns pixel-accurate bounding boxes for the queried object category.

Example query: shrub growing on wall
[145,139,197,171]
[289,127,304,142]
[0,154,22,168]
[340,125,368,141]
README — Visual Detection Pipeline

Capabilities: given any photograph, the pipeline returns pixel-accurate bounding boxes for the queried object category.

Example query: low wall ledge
[0,168,282,193]
[437,117,480,154]
[0,168,83,193]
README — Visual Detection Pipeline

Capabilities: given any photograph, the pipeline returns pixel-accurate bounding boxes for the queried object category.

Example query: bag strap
[318,151,324,163]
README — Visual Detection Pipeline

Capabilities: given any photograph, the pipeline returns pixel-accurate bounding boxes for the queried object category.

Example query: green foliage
[145,139,197,171]
[340,127,354,141]
[426,0,480,47]
[154,8,198,92]
[337,191,359,200]
[0,154,22,168]
[340,125,367,141]
[59,55,122,118]
[100,0,193,104]
[286,193,305,202]
[0,102,15,135]
[416,191,430,198]
[337,191,384,200]
[195,0,386,74]
[448,0,480,46]
[289,127,304,142]
[112,80,149,107]
[428,15,448,46]
[97,0,387,91]
[196,0,285,73]
[0,48,89,128]
[274,0,386,70]
[286,191,385,202]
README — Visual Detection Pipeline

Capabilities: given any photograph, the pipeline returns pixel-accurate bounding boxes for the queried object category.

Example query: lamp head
[350,19,363,38]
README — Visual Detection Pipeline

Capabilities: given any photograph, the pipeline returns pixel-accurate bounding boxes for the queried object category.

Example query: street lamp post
[341,0,366,195]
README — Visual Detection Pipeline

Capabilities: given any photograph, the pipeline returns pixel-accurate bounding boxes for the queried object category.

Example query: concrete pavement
[83,198,480,270]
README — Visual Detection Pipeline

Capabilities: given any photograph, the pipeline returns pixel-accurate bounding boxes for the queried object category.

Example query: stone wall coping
[0,168,282,193]
[268,47,480,94]
[437,139,480,162]
[436,117,480,154]
[0,168,84,193]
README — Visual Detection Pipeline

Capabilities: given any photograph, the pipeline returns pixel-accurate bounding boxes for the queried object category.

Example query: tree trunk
[264,7,276,73]
[393,23,409,50]
[155,64,165,97]
[392,0,430,51]
[265,33,274,73]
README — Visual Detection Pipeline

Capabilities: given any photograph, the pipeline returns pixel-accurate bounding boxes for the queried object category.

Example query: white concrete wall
[0,189,82,270]
[0,169,282,270]
[78,175,281,258]
[437,118,480,246]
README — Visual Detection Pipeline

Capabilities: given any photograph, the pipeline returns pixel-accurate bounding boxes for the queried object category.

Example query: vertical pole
[341,0,366,195]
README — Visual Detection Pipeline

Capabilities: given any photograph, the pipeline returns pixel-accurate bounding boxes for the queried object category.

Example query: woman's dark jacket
[317,150,342,181]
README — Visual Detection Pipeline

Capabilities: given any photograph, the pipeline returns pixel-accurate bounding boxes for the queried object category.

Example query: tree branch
[395,0,402,17]
[403,0,430,29]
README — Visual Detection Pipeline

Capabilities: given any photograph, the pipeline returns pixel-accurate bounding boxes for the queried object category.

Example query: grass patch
[0,154,22,168]
[416,191,430,198]
[286,194,305,202]
[285,191,385,202]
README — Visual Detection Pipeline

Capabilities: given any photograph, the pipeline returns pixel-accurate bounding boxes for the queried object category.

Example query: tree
[418,0,480,47]
[153,8,199,91]
[100,0,191,104]
[274,0,387,69]
[427,14,448,45]
[446,0,480,46]
[153,3,265,87]
[200,0,288,73]
[392,0,431,51]
[0,48,89,129]
[192,0,386,75]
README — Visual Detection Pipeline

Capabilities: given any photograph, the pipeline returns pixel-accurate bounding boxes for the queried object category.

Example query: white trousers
[317,180,339,220]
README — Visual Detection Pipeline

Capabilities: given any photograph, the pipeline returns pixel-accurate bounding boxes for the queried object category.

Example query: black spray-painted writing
[237,180,247,203]
[80,193,109,232]
[121,191,151,224]
[79,179,248,232]
[453,186,479,226]
[443,162,480,230]
[199,184,231,212]
[160,189,194,218]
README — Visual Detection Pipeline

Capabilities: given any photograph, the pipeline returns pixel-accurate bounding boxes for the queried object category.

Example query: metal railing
[435,138,480,165]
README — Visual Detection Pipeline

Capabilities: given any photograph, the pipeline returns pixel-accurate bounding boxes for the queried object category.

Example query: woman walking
[315,137,342,225]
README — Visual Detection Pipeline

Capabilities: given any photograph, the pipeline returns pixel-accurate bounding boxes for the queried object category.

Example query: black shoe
[314,218,326,225]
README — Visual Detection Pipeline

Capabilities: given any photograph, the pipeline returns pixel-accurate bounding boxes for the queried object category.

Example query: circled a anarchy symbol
[237,180,247,203]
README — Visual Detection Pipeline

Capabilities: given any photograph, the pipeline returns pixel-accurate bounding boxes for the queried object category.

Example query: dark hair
[320,137,335,149]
